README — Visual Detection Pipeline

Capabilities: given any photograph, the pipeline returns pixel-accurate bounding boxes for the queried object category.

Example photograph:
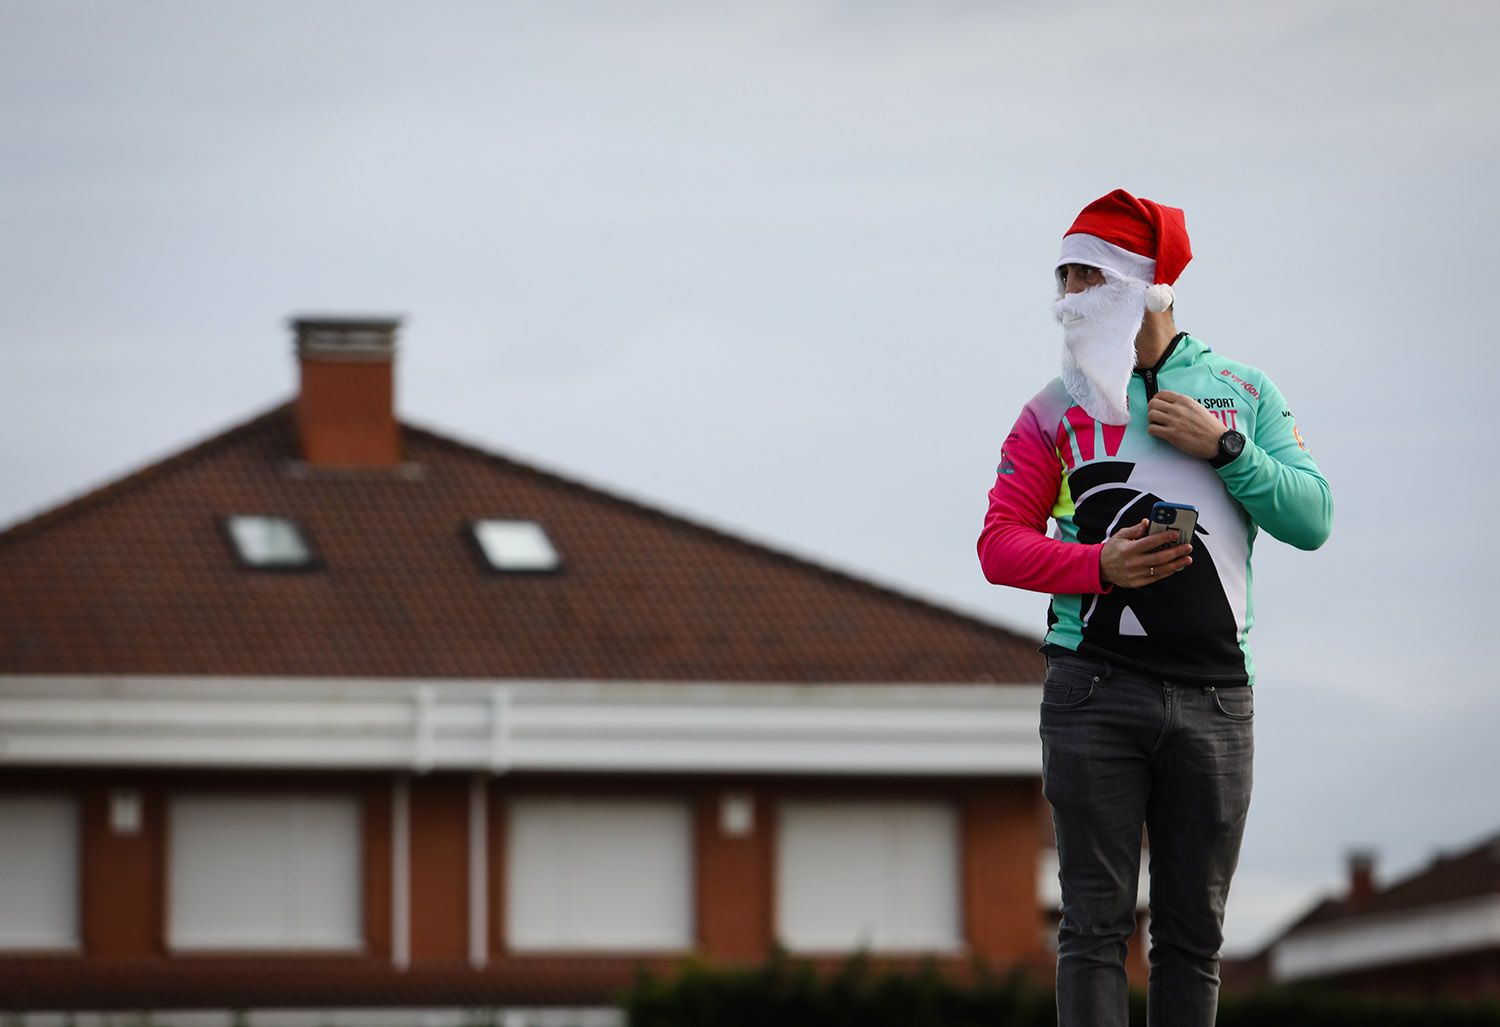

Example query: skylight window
[224,515,316,570]
[471,520,561,573]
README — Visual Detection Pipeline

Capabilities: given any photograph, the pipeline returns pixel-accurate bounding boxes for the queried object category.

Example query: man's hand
[1100,518,1192,588]
[1147,390,1227,459]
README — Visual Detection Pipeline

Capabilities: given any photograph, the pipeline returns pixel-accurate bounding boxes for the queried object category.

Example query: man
[977,189,1332,1026]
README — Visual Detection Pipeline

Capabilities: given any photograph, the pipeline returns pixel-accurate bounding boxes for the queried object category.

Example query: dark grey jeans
[1040,649,1254,1027]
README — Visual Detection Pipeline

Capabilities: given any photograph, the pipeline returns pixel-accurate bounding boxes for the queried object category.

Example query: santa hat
[1057,189,1192,313]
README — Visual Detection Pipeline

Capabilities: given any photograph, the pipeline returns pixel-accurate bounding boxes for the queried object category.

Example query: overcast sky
[3,0,1497,955]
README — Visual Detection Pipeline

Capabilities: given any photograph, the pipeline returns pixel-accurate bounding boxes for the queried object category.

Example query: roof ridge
[1383,828,1500,893]
[1260,828,1500,949]
[401,418,1037,650]
[0,401,293,551]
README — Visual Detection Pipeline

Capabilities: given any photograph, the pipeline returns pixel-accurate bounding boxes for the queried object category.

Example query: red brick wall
[80,779,165,957]
[694,784,772,961]
[361,779,393,960]
[296,358,399,467]
[407,775,470,961]
[963,778,1041,965]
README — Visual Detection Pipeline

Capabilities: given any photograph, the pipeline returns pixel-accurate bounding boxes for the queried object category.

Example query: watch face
[1223,431,1245,455]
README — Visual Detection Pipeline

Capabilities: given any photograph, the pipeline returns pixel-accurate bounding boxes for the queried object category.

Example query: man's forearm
[978,519,1109,594]
[1215,439,1333,550]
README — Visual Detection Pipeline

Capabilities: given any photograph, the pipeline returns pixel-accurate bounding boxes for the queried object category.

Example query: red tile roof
[0,404,1040,683]
[1277,832,1500,936]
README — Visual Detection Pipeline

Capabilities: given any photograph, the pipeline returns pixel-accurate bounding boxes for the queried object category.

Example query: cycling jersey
[978,332,1332,684]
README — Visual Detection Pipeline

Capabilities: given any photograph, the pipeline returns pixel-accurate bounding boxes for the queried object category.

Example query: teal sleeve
[1214,375,1333,550]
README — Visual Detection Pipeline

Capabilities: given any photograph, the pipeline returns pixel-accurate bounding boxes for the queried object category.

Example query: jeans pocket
[1041,654,1106,710]
[1212,686,1254,721]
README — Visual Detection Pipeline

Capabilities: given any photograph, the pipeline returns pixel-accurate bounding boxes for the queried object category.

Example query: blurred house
[1229,836,1500,998]
[0,317,1121,1022]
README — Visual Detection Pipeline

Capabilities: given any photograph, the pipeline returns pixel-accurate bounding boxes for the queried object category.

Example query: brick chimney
[1346,849,1378,904]
[292,316,402,467]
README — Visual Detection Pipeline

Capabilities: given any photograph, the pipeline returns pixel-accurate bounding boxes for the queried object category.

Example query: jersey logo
[1218,369,1261,399]
[1293,424,1308,451]
[1066,460,1240,664]
[997,434,1019,474]
[1055,406,1124,470]
[1197,397,1239,430]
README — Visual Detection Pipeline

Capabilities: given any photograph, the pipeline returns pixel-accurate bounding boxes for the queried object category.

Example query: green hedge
[621,948,1052,1027]
[619,947,1500,1027]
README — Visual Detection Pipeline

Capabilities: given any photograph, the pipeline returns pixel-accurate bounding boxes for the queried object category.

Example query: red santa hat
[1057,189,1192,313]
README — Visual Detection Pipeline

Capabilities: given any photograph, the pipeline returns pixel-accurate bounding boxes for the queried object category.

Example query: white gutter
[0,676,1042,775]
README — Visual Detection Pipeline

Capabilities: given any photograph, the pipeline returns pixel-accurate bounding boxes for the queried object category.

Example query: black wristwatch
[1210,429,1246,468]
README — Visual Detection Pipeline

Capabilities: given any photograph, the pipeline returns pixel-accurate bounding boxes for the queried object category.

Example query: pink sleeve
[977,400,1109,595]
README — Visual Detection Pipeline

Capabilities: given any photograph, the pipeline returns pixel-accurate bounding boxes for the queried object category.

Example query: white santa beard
[1052,274,1148,425]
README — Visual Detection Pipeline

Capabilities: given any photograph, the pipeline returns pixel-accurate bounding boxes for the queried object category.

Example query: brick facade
[408,775,471,962]
[82,779,165,957]
[0,769,1053,1007]
[692,783,773,962]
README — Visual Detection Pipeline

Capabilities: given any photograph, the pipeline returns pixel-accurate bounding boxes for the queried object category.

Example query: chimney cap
[289,314,404,329]
[290,315,403,360]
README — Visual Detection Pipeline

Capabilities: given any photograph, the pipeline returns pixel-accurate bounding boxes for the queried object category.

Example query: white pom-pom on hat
[1144,282,1174,313]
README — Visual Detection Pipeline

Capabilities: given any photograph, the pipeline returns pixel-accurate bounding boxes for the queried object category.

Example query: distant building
[1231,835,1500,998]
[0,317,1133,1022]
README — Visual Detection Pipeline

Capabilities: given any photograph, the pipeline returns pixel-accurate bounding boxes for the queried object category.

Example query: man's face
[1058,263,1108,295]
[1052,261,1148,425]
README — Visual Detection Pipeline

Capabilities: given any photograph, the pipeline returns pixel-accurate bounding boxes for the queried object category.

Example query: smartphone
[1147,501,1199,547]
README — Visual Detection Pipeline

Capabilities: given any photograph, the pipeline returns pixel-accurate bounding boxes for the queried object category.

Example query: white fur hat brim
[1057,233,1157,287]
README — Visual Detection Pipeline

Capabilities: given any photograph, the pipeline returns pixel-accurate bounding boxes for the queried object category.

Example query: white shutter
[168,795,361,950]
[777,799,960,952]
[506,797,692,950]
[0,796,79,949]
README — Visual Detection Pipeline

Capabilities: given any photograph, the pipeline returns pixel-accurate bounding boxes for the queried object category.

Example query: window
[168,795,361,950]
[0,796,79,950]
[506,797,691,950]
[470,520,561,573]
[776,799,960,952]
[223,515,316,569]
